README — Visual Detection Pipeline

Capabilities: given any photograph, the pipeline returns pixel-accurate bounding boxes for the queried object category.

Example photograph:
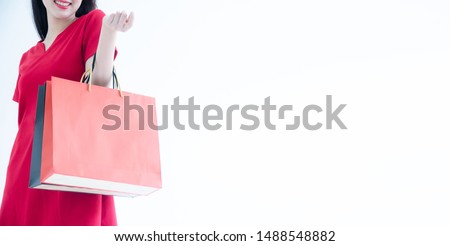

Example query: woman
[0,0,134,225]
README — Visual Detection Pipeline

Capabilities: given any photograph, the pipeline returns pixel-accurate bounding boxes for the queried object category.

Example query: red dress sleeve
[82,9,118,64]
[12,75,20,103]
[82,9,104,63]
[12,53,26,103]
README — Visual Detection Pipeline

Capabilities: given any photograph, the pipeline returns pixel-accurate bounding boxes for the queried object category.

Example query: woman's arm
[86,11,134,87]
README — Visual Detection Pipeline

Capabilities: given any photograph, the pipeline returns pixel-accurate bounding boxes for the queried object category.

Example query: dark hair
[32,0,97,40]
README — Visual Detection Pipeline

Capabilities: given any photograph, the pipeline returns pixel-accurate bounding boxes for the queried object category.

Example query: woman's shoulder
[20,42,43,62]
[81,9,106,25]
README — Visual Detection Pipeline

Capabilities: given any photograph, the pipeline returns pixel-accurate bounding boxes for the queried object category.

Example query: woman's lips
[54,0,72,10]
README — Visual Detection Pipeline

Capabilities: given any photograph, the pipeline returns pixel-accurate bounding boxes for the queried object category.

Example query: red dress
[0,9,117,226]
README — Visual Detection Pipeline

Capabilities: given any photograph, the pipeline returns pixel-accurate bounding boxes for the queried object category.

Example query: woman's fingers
[118,11,128,29]
[114,11,121,25]
[122,12,135,32]
[104,11,134,32]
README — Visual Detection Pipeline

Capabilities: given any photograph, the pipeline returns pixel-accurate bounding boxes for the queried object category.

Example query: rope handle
[80,54,123,97]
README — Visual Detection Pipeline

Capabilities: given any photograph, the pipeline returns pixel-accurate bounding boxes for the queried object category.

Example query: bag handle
[81,54,123,97]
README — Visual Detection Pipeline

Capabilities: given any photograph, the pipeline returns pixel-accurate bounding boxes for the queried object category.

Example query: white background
[0,0,449,230]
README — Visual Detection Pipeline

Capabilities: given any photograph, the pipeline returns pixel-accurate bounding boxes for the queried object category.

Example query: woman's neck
[45,15,77,43]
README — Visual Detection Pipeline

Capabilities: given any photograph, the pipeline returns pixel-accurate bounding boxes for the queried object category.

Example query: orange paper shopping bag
[30,76,161,197]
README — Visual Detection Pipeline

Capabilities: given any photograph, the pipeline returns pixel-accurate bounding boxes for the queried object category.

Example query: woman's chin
[49,11,77,21]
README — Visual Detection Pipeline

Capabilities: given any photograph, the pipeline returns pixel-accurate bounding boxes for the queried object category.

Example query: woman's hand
[103,11,134,32]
